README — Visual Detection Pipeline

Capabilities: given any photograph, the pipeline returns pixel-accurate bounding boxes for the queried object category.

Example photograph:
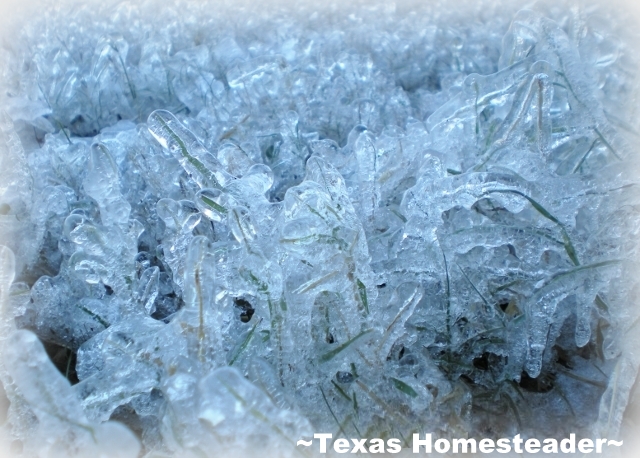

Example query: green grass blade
[200,194,227,214]
[356,278,369,315]
[390,377,418,398]
[457,263,489,308]
[76,304,110,328]
[594,127,622,160]
[489,189,580,265]
[501,392,522,430]
[330,380,352,402]
[319,329,372,363]
[229,318,262,366]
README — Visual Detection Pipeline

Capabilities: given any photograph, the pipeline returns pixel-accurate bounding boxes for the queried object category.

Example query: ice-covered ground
[1,0,640,456]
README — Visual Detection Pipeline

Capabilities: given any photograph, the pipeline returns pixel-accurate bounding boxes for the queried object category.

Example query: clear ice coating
[0,0,639,456]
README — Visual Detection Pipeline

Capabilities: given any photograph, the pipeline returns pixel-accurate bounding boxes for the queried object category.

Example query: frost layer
[1,0,640,456]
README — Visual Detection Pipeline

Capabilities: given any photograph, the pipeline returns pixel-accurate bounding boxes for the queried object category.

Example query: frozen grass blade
[319,329,372,363]
[330,380,352,401]
[457,263,490,309]
[219,380,310,458]
[356,278,369,315]
[320,386,348,440]
[489,189,580,265]
[229,318,262,366]
[199,194,228,214]
[390,377,418,398]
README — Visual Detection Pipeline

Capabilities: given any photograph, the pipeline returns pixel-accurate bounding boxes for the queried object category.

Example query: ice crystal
[1,0,639,457]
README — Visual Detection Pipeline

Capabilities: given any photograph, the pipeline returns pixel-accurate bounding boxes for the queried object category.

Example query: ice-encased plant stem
[0,0,640,456]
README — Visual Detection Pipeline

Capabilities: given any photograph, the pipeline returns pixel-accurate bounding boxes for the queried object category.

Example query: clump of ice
[1,0,639,456]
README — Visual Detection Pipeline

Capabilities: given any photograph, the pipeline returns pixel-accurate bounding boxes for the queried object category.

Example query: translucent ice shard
[83,143,131,228]
[2,330,140,458]
[0,112,36,275]
[354,128,380,224]
[148,110,234,190]
[181,235,220,364]
[198,367,313,457]
[0,245,16,336]
[65,214,140,301]
[156,198,201,289]
[74,317,166,421]
[135,266,159,315]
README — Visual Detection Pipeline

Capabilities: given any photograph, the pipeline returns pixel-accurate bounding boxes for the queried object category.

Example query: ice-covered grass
[1,0,640,456]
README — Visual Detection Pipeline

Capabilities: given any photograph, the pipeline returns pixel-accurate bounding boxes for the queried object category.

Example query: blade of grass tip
[555,71,582,107]
[591,359,608,379]
[330,380,352,402]
[351,418,362,438]
[356,278,369,315]
[65,349,73,380]
[352,390,359,414]
[397,428,411,448]
[594,127,622,160]
[606,360,622,436]
[595,319,608,362]
[229,318,262,366]
[356,348,375,367]
[462,326,505,345]
[114,46,136,99]
[54,118,72,144]
[200,195,228,214]
[377,285,421,354]
[442,250,451,349]
[320,386,349,441]
[490,189,559,223]
[440,355,474,372]
[493,279,520,293]
[556,367,606,388]
[457,263,490,309]
[572,138,599,174]
[501,392,523,430]
[294,270,340,295]
[472,391,495,402]
[560,228,580,266]
[293,193,328,223]
[554,384,576,418]
[545,260,620,287]
[266,298,284,383]
[319,329,372,363]
[337,414,354,442]
[472,402,503,416]
[594,295,610,316]
[390,377,418,398]
[150,112,222,190]
[389,208,407,223]
[76,304,110,328]
[489,189,580,265]
[507,381,526,402]
[308,156,331,195]
[195,266,206,362]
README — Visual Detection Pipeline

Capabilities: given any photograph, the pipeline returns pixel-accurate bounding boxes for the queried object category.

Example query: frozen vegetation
[0,0,639,456]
